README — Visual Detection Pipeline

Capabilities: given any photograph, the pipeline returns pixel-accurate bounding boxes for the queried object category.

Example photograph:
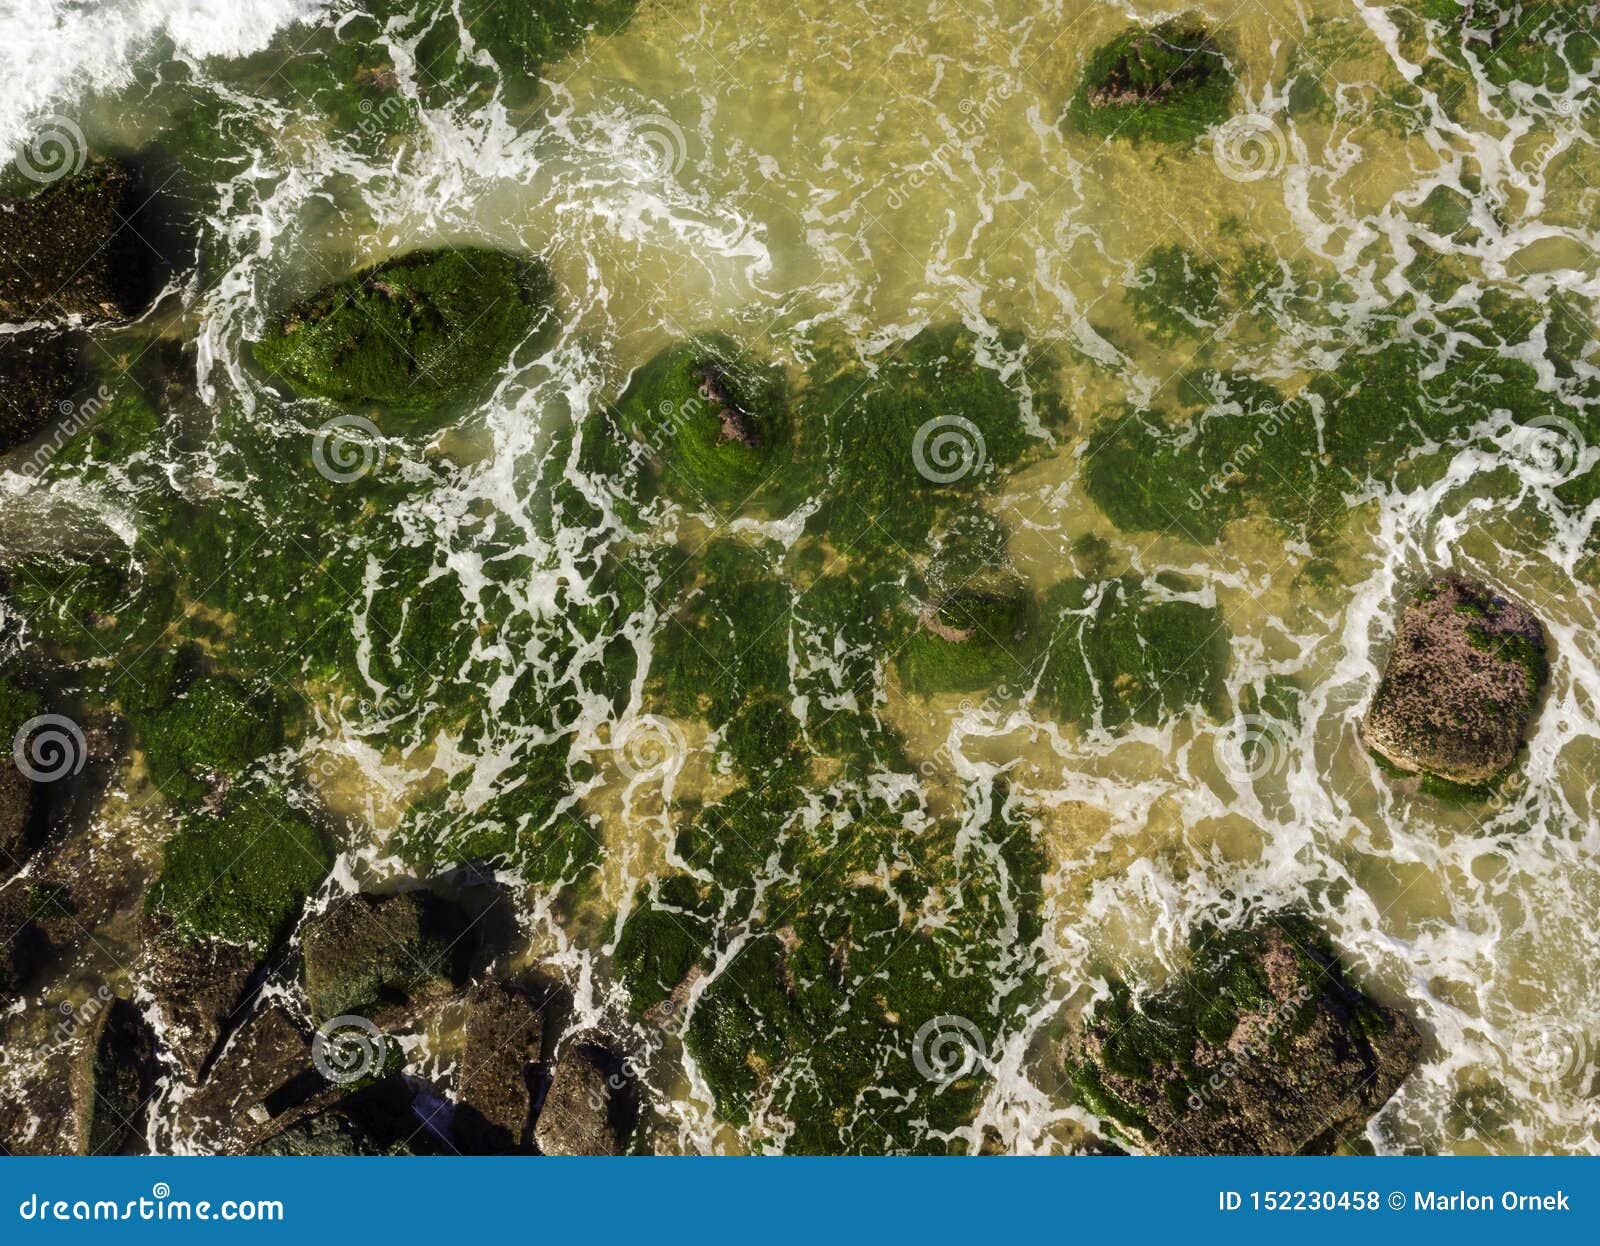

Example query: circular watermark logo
[14,115,87,185]
[1213,713,1289,786]
[1508,414,1585,485]
[311,414,382,484]
[911,1014,987,1088]
[912,415,987,484]
[614,715,688,780]
[624,113,689,180]
[12,714,87,783]
[1512,1022,1591,1090]
[1212,113,1288,183]
[312,1015,387,1085]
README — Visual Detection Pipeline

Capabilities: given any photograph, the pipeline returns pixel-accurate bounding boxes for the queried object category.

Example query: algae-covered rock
[1066,912,1422,1155]
[1363,575,1548,787]
[0,331,80,453]
[613,336,792,516]
[1036,575,1228,731]
[0,159,159,324]
[252,248,558,412]
[300,890,468,1021]
[1065,19,1235,143]
[898,583,1036,695]
[534,1034,635,1156]
[147,783,333,952]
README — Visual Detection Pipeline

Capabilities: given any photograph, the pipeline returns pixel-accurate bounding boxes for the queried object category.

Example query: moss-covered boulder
[251,248,558,412]
[898,583,1036,695]
[613,337,793,516]
[147,783,334,952]
[1363,576,1548,788]
[1036,575,1228,730]
[1066,912,1422,1154]
[132,671,285,805]
[0,159,159,324]
[300,890,468,1020]
[0,331,80,454]
[1065,19,1235,143]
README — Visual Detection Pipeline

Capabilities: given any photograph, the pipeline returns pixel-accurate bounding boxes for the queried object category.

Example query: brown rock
[0,159,157,325]
[1066,913,1423,1155]
[139,912,261,1081]
[1364,575,1548,786]
[534,1034,635,1156]
[455,979,545,1153]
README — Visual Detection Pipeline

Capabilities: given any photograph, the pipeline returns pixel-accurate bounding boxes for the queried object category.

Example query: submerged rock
[534,1034,636,1156]
[1065,912,1421,1155]
[0,991,156,1155]
[87,998,161,1155]
[301,890,469,1021]
[1363,575,1548,787]
[0,159,160,324]
[0,331,80,454]
[1065,19,1235,143]
[251,248,558,412]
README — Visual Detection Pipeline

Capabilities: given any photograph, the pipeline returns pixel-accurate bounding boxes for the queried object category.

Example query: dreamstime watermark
[911,1014,988,1088]
[1213,713,1290,786]
[1512,1021,1592,1090]
[12,714,87,783]
[51,983,112,1044]
[613,714,688,781]
[1183,983,1316,1112]
[311,1014,387,1085]
[1506,414,1586,486]
[12,115,87,185]
[912,415,986,484]
[1211,113,1289,182]
[311,413,382,483]
[17,1183,284,1223]
[623,112,689,180]
[1185,400,1297,510]
[14,384,115,480]
[355,92,408,142]
[885,81,1016,211]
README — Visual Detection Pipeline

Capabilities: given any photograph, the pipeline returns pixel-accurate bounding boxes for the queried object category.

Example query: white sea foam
[0,0,326,156]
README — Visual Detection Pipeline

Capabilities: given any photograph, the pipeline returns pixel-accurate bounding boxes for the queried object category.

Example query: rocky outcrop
[139,913,262,1081]
[695,361,760,448]
[1066,912,1422,1155]
[300,890,469,1021]
[0,991,156,1156]
[534,1033,636,1156]
[0,159,159,325]
[0,331,80,454]
[454,978,546,1153]
[1066,19,1235,142]
[86,997,160,1155]
[1364,575,1548,786]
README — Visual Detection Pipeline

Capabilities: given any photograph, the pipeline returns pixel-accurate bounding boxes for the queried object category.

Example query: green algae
[613,337,795,518]
[130,666,287,805]
[1065,19,1236,144]
[148,782,334,950]
[252,248,559,413]
[1127,244,1226,343]
[896,584,1036,696]
[1034,576,1228,731]
[1083,300,1600,547]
